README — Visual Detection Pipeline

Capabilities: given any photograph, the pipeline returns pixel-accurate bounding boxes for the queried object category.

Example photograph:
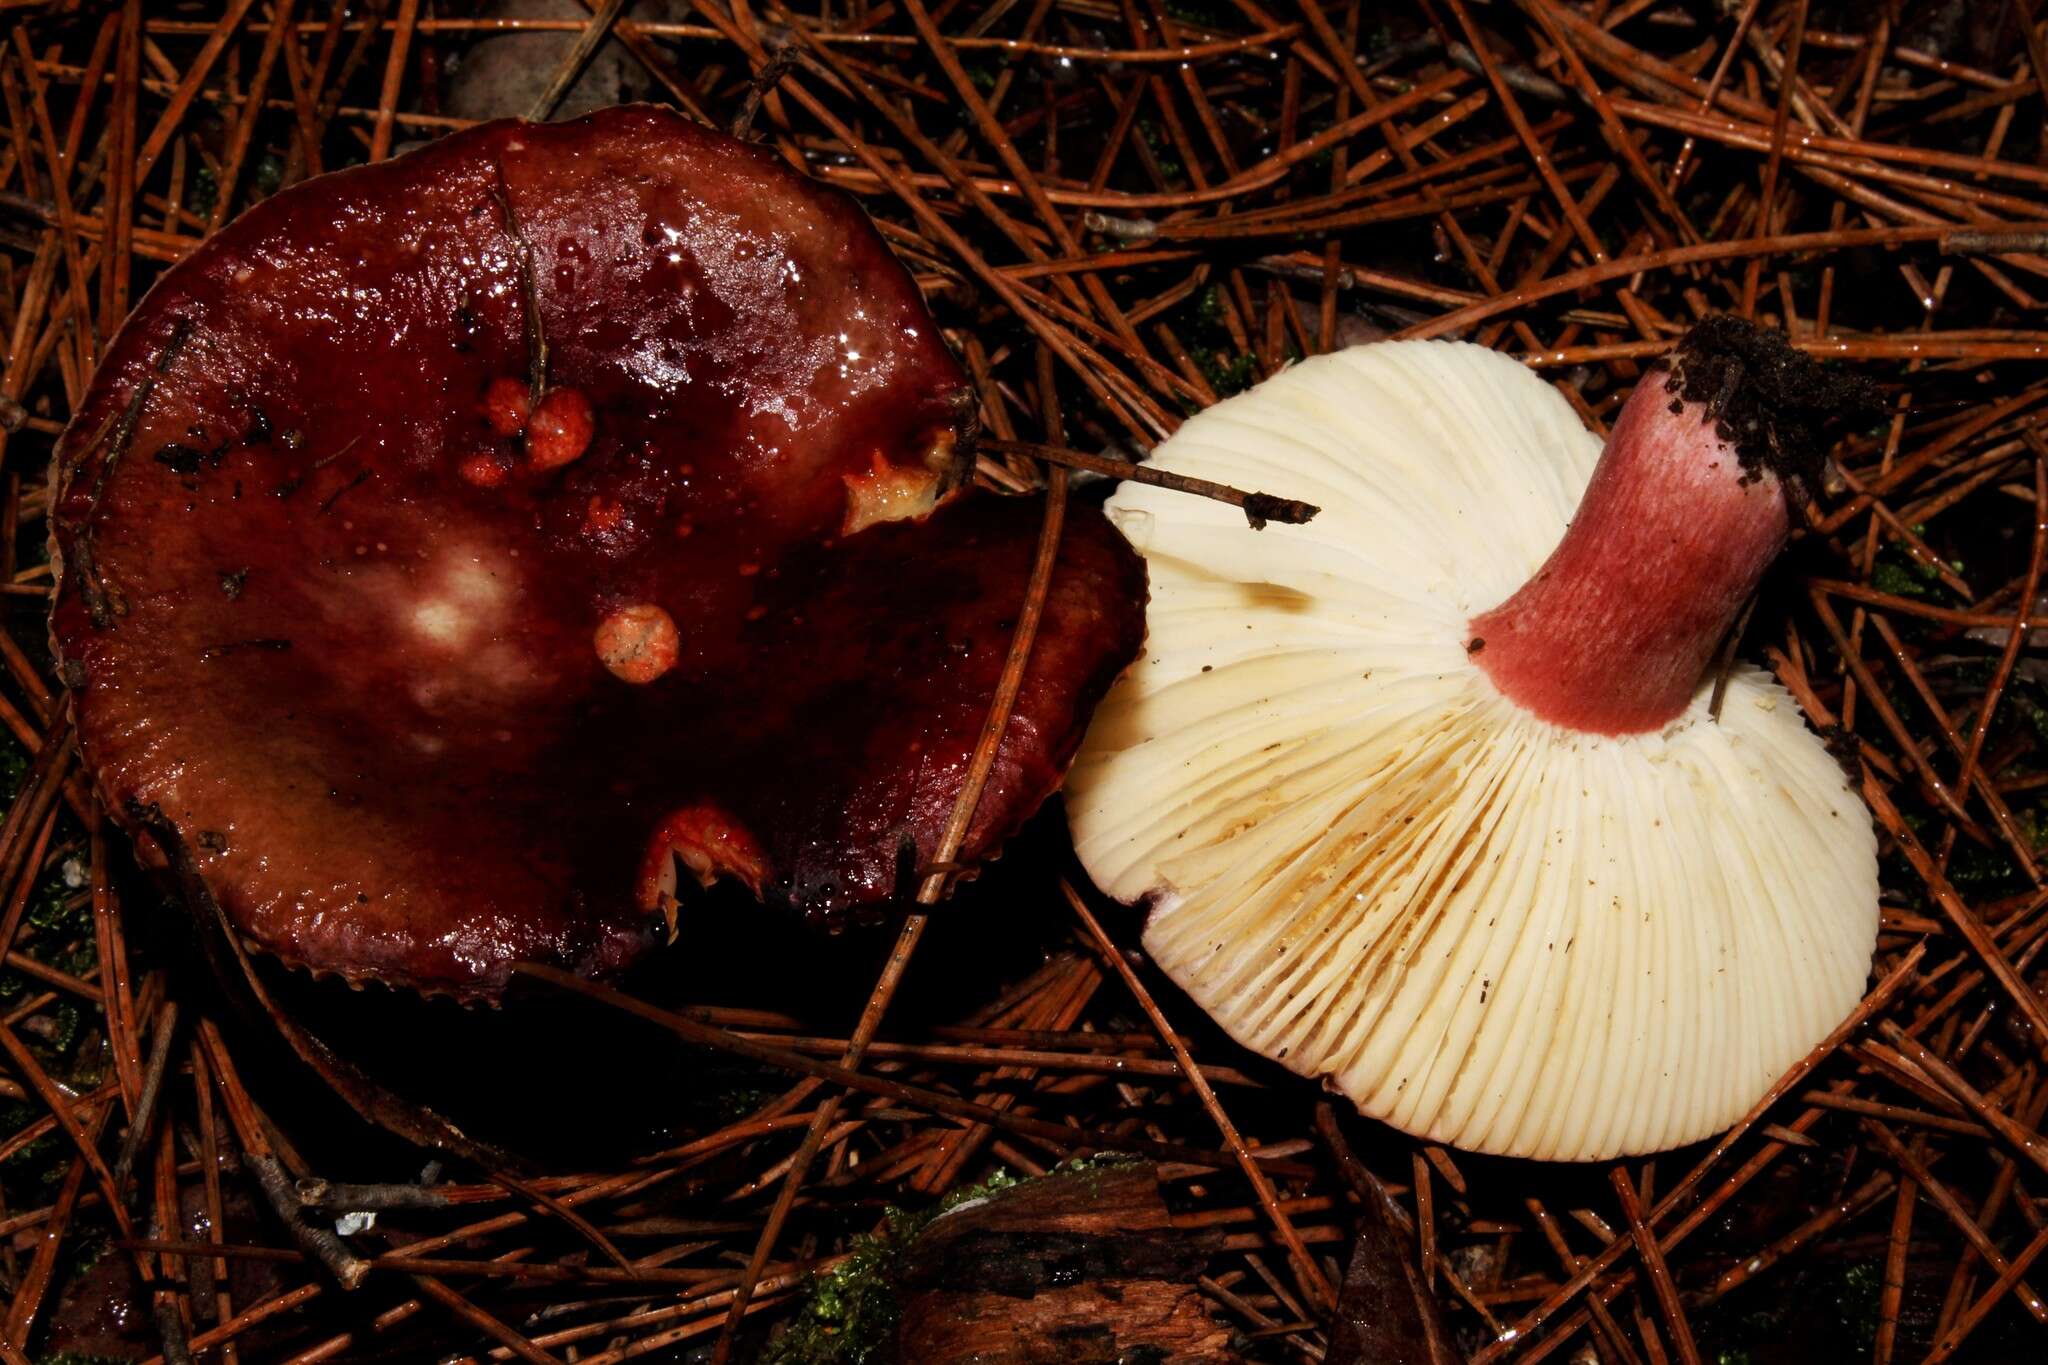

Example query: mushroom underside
[1068,341,1878,1162]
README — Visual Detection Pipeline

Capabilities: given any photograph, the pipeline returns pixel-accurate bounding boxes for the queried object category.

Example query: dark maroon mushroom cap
[51,106,1146,1001]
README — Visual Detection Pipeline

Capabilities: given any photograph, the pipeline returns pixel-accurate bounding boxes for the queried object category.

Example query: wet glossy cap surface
[52,106,1145,1000]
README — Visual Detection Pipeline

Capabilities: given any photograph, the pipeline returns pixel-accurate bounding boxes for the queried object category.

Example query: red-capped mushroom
[51,106,1145,1009]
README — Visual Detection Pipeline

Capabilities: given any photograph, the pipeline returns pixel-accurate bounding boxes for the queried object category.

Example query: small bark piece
[1329,1229,1464,1365]
[1321,1111,1462,1365]
[896,1162,1241,1364]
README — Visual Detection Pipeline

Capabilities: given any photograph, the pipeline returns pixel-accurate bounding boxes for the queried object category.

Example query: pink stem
[1468,374,1790,735]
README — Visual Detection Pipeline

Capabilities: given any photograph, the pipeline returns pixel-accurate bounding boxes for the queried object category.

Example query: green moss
[1135,120,1185,187]
[2016,694,2048,751]
[762,1210,911,1365]
[0,736,27,804]
[252,151,285,196]
[712,1086,775,1125]
[1043,1151,1142,1186]
[1835,1260,1882,1353]
[0,1099,34,1136]
[16,859,97,984]
[671,1053,787,1135]
[1870,548,1938,600]
[45,1002,83,1053]
[1868,525,1965,602]
[1,1096,68,1198]
[1205,351,1257,396]
[963,58,1000,93]
[1179,287,1257,400]
[1947,842,2022,893]
[185,165,219,221]
[26,877,83,933]
[1701,1255,1885,1364]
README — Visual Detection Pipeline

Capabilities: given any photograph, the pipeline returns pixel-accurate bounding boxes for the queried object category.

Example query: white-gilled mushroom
[1066,318,1881,1161]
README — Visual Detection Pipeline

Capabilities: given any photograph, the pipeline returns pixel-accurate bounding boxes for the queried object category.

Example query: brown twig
[983,437,1320,527]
